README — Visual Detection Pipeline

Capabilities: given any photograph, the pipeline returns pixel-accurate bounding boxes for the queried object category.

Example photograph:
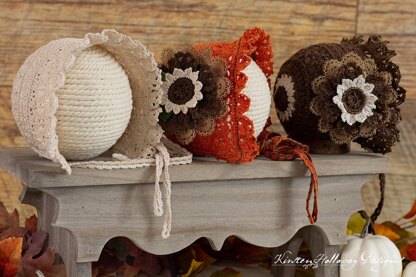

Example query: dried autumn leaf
[105,237,135,261]
[18,231,66,277]
[0,227,29,241]
[25,215,38,233]
[346,212,366,235]
[22,231,48,257]
[92,248,123,277]
[210,267,242,277]
[181,259,205,277]
[19,248,66,277]
[0,237,23,277]
[0,202,19,233]
[233,242,272,266]
[407,243,416,261]
[399,243,410,260]
[119,247,161,277]
[194,246,216,267]
[374,223,401,241]
[382,221,415,240]
[403,200,416,219]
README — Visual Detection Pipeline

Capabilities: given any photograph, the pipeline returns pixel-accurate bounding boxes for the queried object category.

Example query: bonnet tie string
[155,143,172,239]
[68,139,193,239]
[259,131,319,224]
[359,173,385,234]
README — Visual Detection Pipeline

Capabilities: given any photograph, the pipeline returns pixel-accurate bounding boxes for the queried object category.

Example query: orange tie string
[259,131,319,224]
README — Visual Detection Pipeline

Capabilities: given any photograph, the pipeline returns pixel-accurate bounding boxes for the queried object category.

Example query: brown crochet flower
[159,47,230,145]
[310,51,399,151]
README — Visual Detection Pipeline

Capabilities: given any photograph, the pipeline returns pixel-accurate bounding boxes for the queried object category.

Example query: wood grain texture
[0,147,388,188]
[357,0,416,35]
[0,0,414,231]
[0,0,358,219]
[0,147,387,277]
[20,171,372,276]
[0,0,357,86]
[357,0,416,97]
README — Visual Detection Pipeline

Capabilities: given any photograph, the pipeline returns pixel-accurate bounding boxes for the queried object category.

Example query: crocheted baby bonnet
[159,28,274,163]
[12,29,192,238]
[158,28,318,223]
[274,36,406,154]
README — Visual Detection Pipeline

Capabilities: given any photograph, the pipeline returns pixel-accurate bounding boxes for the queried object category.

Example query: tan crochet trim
[322,52,378,81]
[12,37,89,174]
[69,138,192,169]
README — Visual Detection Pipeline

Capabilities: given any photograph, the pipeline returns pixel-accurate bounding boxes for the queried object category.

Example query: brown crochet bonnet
[274,36,406,154]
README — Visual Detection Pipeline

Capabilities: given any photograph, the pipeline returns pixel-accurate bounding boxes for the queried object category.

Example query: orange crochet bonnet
[159,28,273,163]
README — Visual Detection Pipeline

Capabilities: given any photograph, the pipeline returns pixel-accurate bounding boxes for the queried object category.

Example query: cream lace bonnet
[11,29,192,238]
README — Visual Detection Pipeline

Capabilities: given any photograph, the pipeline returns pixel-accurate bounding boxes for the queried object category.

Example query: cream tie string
[154,143,172,239]
[69,141,184,239]
[70,144,174,239]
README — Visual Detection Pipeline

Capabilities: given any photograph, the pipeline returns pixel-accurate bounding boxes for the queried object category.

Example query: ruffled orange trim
[188,28,273,163]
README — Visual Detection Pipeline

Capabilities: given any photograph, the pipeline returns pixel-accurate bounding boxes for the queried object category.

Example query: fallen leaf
[346,212,366,235]
[382,221,414,240]
[92,248,123,277]
[210,267,242,277]
[407,243,416,261]
[22,231,48,257]
[94,237,162,277]
[399,243,411,260]
[0,202,19,233]
[19,247,66,277]
[404,200,416,219]
[176,248,198,275]
[233,242,271,266]
[105,237,135,261]
[25,215,38,233]
[18,231,66,277]
[0,237,23,277]
[374,223,401,241]
[0,227,30,241]
[194,246,216,267]
[120,247,161,277]
[181,259,205,277]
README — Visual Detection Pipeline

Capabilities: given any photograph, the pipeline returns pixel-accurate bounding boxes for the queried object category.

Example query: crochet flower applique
[161,67,203,115]
[332,75,377,126]
[274,74,296,122]
[310,50,401,153]
[159,47,230,145]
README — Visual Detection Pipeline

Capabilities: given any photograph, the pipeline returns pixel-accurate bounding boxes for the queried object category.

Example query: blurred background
[0,0,415,228]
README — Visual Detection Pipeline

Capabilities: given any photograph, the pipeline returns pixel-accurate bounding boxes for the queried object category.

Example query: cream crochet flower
[333,75,377,126]
[161,67,203,114]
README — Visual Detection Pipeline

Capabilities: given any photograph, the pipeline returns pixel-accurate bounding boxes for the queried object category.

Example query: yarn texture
[274,36,406,154]
[186,28,274,163]
[241,60,271,138]
[12,29,183,173]
[12,29,193,239]
[56,46,132,160]
[159,47,230,145]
